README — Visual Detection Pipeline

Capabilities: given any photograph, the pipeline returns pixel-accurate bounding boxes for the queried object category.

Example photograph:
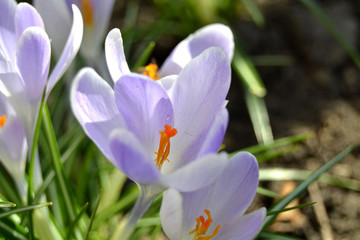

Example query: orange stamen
[0,115,6,128]
[81,0,94,26]
[154,124,177,169]
[142,63,160,80]
[188,209,221,240]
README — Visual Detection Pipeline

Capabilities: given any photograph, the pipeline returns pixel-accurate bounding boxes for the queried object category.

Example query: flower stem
[116,184,163,240]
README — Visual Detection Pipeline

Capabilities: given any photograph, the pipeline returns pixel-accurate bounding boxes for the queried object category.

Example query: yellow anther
[188,209,221,240]
[142,63,160,80]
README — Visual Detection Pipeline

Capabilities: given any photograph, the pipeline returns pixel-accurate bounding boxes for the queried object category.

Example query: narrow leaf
[261,145,354,230]
[0,201,16,208]
[241,0,265,28]
[232,47,266,97]
[0,202,52,219]
[260,168,360,191]
[244,89,273,144]
[267,202,316,216]
[299,0,360,69]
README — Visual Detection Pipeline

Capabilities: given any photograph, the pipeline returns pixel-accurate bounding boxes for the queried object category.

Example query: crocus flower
[0,0,83,146]
[160,152,266,240]
[105,23,234,83]
[0,93,27,199]
[34,0,115,64]
[72,46,230,192]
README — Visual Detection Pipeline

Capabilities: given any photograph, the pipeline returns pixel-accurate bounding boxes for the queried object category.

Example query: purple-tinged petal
[160,24,234,76]
[217,208,266,240]
[16,26,50,102]
[161,152,227,192]
[198,108,229,157]
[169,47,231,169]
[181,184,213,235]
[84,117,123,160]
[0,0,16,64]
[157,75,177,92]
[207,152,259,223]
[109,129,161,184]
[46,4,83,96]
[34,0,72,57]
[0,48,12,72]
[0,95,27,182]
[0,72,24,97]
[114,73,174,154]
[70,67,119,125]
[105,28,130,82]
[15,3,44,41]
[160,189,183,240]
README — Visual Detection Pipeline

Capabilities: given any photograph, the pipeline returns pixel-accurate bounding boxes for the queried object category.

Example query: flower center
[188,209,221,240]
[81,0,94,26]
[142,63,160,80]
[0,115,7,128]
[154,124,177,170]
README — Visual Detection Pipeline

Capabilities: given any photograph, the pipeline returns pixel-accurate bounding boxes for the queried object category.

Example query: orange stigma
[188,209,221,240]
[81,0,94,26]
[142,63,160,80]
[154,124,177,169]
[0,115,6,128]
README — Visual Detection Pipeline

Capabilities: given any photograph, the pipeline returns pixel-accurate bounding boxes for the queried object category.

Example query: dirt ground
[223,1,360,239]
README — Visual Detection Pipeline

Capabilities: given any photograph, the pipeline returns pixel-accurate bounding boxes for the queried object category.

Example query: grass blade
[0,201,16,208]
[132,41,156,70]
[267,202,316,216]
[244,89,273,144]
[257,187,280,199]
[42,105,77,222]
[0,220,27,240]
[84,195,100,240]
[241,0,265,28]
[299,0,360,69]
[67,203,89,239]
[232,47,266,97]
[239,132,312,155]
[0,202,52,219]
[260,168,360,191]
[261,145,354,230]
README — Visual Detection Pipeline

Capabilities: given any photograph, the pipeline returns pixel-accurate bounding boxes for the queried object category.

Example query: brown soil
[224,1,360,239]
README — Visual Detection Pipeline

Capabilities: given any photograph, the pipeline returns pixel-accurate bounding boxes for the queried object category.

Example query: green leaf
[232,47,266,97]
[261,145,354,230]
[244,89,273,144]
[256,187,280,199]
[267,202,316,216]
[93,185,138,229]
[0,201,16,208]
[84,194,101,240]
[42,105,78,226]
[0,202,52,219]
[299,0,360,69]
[239,132,312,155]
[260,168,360,191]
[67,203,89,239]
[132,41,156,70]
[0,220,27,240]
[241,0,265,28]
